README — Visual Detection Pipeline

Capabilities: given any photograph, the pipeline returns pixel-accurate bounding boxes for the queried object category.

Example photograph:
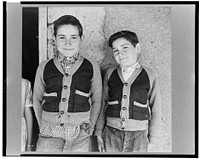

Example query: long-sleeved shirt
[33,55,102,138]
[21,78,33,151]
[94,63,162,144]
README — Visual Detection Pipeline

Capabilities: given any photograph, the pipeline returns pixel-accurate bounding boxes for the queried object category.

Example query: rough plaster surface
[45,6,171,152]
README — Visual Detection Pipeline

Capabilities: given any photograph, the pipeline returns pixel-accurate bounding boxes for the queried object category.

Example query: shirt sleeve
[146,68,162,144]
[33,61,47,126]
[25,80,33,108]
[94,68,111,137]
[89,60,103,132]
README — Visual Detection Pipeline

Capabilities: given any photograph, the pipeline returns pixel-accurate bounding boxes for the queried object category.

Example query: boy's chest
[108,68,150,101]
[43,59,93,92]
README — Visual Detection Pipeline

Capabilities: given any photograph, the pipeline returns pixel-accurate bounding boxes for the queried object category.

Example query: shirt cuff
[93,130,102,137]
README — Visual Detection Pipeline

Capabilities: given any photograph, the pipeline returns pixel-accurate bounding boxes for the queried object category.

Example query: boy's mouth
[63,47,73,50]
[63,48,73,50]
[120,57,128,61]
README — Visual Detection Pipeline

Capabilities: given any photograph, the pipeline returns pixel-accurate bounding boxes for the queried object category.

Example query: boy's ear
[136,43,141,53]
[81,34,85,40]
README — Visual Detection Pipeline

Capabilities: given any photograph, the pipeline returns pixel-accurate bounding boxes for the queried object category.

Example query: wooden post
[38,7,48,63]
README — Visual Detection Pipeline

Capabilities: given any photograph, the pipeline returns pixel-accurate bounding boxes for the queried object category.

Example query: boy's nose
[65,39,71,45]
[118,51,125,57]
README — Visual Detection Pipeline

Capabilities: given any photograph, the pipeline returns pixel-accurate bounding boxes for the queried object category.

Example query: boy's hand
[25,145,33,151]
[97,136,105,152]
[81,123,93,135]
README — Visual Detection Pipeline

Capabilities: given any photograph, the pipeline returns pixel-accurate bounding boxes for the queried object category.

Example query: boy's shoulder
[22,78,30,85]
[81,55,96,63]
[106,65,118,72]
[38,58,53,67]
[104,64,119,77]
[36,58,53,73]
[22,78,32,90]
[81,55,100,68]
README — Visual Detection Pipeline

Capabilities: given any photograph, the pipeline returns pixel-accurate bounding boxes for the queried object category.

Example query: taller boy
[33,15,102,152]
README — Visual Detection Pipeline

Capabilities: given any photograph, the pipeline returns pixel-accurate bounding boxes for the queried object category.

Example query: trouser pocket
[36,134,65,152]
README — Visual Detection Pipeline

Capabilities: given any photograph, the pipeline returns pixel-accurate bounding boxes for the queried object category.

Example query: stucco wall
[40,6,171,152]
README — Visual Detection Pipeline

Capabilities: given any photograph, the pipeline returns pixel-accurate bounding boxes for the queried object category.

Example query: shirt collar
[121,61,140,73]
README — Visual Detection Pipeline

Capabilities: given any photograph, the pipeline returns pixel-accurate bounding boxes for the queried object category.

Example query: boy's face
[112,38,140,68]
[55,24,81,57]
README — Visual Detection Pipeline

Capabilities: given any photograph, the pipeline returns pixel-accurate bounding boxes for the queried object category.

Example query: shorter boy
[95,30,162,152]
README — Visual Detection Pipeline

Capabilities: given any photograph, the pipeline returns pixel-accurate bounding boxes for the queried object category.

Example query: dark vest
[106,68,151,120]
[42,59,93,112]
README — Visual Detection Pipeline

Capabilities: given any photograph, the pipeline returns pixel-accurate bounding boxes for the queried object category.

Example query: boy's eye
[71,36,78,39]
[113,50,119,55]
[123,46,128,49]
[58,36,65,40]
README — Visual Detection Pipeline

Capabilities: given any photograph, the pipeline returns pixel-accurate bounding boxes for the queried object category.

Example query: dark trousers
[103,126,149,152]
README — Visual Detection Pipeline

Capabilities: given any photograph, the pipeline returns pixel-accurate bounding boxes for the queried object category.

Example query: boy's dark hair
[108,30,139,48]
[53,15,83,37]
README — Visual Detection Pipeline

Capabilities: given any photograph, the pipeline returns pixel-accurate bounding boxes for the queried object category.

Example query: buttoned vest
[42,58,93,112]
[106,68,151,120]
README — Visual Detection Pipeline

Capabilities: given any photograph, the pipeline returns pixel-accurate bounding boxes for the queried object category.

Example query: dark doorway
[22,7,39,150]
[22,7,38,85]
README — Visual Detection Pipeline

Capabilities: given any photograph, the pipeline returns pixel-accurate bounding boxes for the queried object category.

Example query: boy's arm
[24,81,33,150]
[94,69,110,137]
[33,62,46,126]
[25,107,33,150]
[89,61,102,134]
[148,70,162,144]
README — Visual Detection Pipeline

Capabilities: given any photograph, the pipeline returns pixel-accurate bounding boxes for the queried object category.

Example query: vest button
[65,73,69,77]
[60,110,64,114]
[121,117,125,122]
[62,98,66,102]
[122,107,126,111]
[63,85,68,89]
[124,83,128,86]
[123,95,127,99]
[60,123,64,126]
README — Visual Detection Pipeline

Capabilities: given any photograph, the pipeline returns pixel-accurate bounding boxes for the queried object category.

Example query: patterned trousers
[36,127,90,152]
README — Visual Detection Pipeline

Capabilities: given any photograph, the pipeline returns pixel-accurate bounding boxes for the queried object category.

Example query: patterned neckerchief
[57,52,80,73]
